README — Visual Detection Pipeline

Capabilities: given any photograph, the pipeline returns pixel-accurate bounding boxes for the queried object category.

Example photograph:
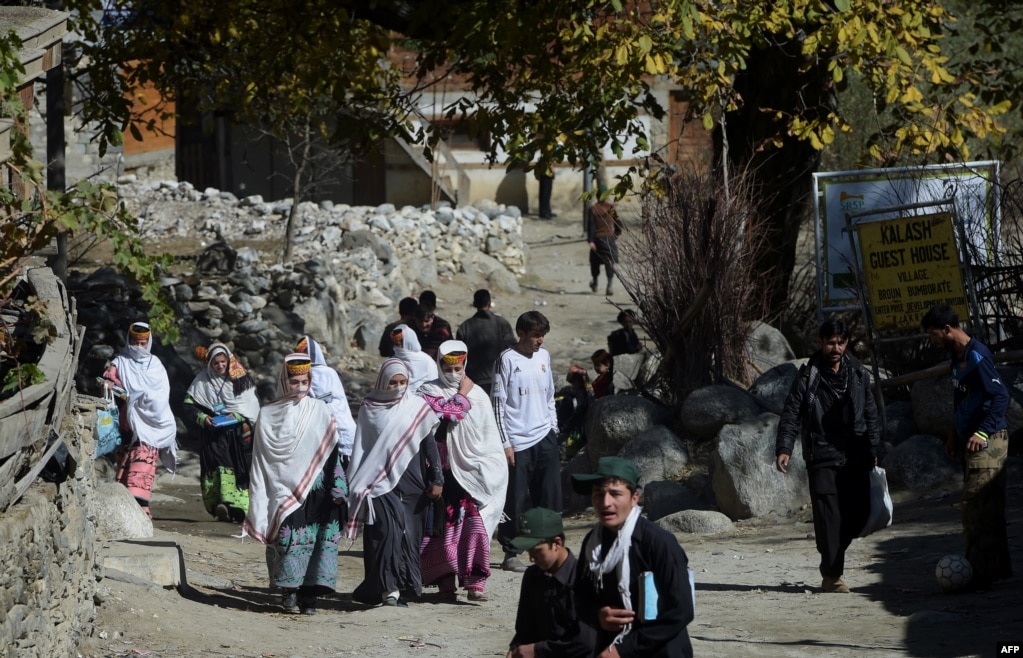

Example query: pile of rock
[117,177,527,288]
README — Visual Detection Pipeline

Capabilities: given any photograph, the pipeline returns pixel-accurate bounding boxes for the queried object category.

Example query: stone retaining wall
[0,406,99,657]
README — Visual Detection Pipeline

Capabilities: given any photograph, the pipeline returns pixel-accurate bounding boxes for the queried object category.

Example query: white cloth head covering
[112,322,177,471]
[391,323,438,392]
[185,342,260,421]
[419,340,508,538]
[243,354,337,544]
[345,358,439,539]
[297,335,357,456]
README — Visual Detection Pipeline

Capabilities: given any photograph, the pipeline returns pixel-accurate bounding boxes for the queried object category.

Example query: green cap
[509,507,564,552]
[571,456,641,495]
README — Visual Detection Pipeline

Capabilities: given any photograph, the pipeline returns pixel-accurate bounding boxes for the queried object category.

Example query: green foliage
[64,0,1015,191]
[2,362,44,393]
[0,27,177,342]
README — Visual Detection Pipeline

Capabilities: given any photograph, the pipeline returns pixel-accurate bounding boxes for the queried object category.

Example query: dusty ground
[77,207,1022,658]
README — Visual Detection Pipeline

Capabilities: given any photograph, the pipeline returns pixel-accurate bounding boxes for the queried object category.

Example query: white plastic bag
[859,466,893,537]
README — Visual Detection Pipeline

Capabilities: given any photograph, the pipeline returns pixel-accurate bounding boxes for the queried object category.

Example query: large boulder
[745,322,796,375]
[883,400,918,446]
[883,434,959,490]
[748,362,801,414]
[293,292,346,357]
[93,482,154,540]
[641,481,709,521]
[584,396,671,463]
[680,385,763,441]
[712,414,809,519]
[657,509,734,535]
[561,448,594,514]
[617,425,689,486]
[612,352,647,391]
[910,376,952,438]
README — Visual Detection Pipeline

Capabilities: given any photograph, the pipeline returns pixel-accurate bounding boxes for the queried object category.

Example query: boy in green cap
[572,456,694,658]
[507,508,596,658]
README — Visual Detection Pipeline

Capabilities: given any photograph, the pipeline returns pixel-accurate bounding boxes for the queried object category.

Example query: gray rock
[616,424,689,485]
[260,305,306,336]
[656,509,734,534]
[375,203,396,215]
[642,481,709,521]
[882,434,958,490]
[341,229,391,262]
[911,376,953,437]
[561,448,594,514]
[406,257,439,288]
[883,400,918,445]
[236,318,268,334]
[680,385,764,441]
[294,294,346,357]
[749,363,801,414]
[584,396,672,463]
[712,414,809,519]
[88,344,115,360]
[745,322,796,374]
[611,352,647,391]
[93,482,154,540]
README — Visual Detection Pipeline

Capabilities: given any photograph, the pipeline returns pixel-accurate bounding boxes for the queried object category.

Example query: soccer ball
[935,554,973,592]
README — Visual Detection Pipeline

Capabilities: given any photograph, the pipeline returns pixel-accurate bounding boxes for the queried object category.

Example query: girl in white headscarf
[389,323,438,393]
[183,342,260,522]
[295,335,357,461]
[244,353,346,615]
[346,358,443,607]
[418,340,508,602]
[101,322,177,518]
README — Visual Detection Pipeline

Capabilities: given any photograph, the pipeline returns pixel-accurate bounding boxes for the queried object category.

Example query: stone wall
[0,406,100,657]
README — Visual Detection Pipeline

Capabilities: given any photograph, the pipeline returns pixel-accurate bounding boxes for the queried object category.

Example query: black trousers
[809,464,870,578]
[498,430,562,556]
[539,174,554,217]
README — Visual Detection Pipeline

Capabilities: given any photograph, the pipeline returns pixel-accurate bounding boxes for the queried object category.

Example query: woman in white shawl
[389,323,438,393]
[346,358,443,608]
[183,342,261,522]
[295,335,357,462]
[418,340,508,602]
[244,353,346,615]
[101,322,177,518]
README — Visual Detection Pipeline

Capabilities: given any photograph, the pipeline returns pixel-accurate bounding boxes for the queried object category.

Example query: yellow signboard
[856,212,969,330]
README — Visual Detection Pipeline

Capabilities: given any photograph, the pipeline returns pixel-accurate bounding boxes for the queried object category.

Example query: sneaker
[501,556,528,573]
[214,504,231,522]
[467,590,488,602]
[821,576,850,593]
[589,279,598,293]
[383,595,408,608]
[280,591,298,612]
[299,596,317,615]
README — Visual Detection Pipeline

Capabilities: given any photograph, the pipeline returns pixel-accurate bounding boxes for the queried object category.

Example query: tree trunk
[282,131,312,263]
[724,39,834,318]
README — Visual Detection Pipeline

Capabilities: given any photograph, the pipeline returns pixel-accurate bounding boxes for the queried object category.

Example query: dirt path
[77,211,1022,658]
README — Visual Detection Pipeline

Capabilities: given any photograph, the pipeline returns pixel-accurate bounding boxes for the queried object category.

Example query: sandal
[467,590,488,602]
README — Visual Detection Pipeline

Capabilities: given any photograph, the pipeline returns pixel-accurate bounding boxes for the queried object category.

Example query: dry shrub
[619,169,769,405]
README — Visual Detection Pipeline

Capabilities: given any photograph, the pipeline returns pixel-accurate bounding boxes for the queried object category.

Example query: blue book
[210,414,240,428]
[639,571,658,622]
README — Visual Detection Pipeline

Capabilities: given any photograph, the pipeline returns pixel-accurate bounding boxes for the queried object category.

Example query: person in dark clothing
[590,349,614,399]
[607,310,642,356]
[586,190,623,295]
[507,507,596,658]
[416,290,453,359]
[572,457,694,658]
[538,171,555,219]
[922,305,1012,589]
[379,297,419,358]
[775,319,880,593]
[455,289,517,396]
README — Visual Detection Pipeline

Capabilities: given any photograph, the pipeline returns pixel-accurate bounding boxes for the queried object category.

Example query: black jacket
[575,517,694,658]
[455,309,516,387]
[776,352,880,469]
[510,551,596,658]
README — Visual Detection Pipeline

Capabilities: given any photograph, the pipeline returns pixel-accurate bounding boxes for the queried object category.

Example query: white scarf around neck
[583,505,643,645]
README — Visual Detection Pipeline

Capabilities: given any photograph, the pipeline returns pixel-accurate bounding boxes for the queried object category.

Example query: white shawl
[243,378,337,544]
[419,340,508,538]
[391,324,438,393]
[300,335,357,456]
[111,325,177,471]
[346,359,438,539]
[185,343,260,421]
